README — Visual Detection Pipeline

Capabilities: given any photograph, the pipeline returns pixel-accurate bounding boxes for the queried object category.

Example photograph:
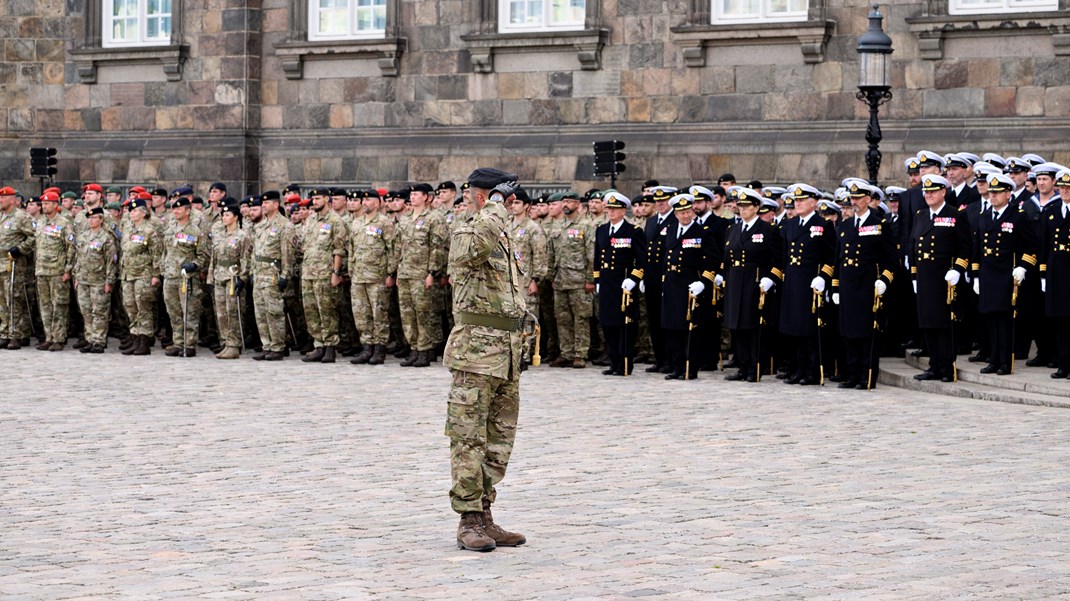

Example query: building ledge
[460,29,609,73]
[906,12,1070,59]
[669,20,835,65]
[68,44,188,84]
[273,38,406,78]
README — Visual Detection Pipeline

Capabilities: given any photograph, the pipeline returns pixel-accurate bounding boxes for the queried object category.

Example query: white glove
[688,281,705,296]
[622,278,636,292]
[973,278,980,295]
[639,280,646,294]
[944,270,960,287]
[913,280,918,294]
[1012,266,1026,285]
[1042,279,1046,293]
[714,274,724,287]
[595,284,600,294]
[832,292,840,305]
[759,277,774,293]
[874,280,887,296]
[810,276,825,293]
[904,255,910,269]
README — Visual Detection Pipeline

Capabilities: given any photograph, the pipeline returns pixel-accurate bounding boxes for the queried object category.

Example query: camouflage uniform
[349,210,396,347]
[549,215,595,361]
[300,209,347,349]
[0,207,37,341]
[73,224,118,347]
[443,198,525,514]
[120,219,163,337]
[392,208,447,353]
[34,211,77,345]
[508,214,548,360]
[208,225,251,351]
[162,219,210,349]
[251,212,294,354]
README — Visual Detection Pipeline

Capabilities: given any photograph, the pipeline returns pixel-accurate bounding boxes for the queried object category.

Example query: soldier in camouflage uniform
[0,187,39,350]
[300,188,347,364]
[208,202,251,359]
[443,168,527,553]
[507,189,548,365]
[120,197,162,356]
[391,183,447,368]
[250,190,295,361]
[162,196,210,357]
[33,191,77,351]
[548,192,596,368]
[347,190,396,365]
[73,206,118,353]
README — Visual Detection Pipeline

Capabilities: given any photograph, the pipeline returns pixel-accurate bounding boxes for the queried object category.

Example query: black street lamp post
[856,5,894,185]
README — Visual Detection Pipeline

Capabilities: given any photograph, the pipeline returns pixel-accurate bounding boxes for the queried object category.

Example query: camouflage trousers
[521,284,540,360]
[397,277,435,352]
[351,281,390,345]
[37,274,70,344]
[253,277,287,353]
[554,288,592,360]
[429,281,446,346]
[163,276,202,348]
[302,277,340,347]
[121,278,157,336]
[213,284,242,350]
[445,369,520,514]
[76,281,111,345]
[0,262,31,340]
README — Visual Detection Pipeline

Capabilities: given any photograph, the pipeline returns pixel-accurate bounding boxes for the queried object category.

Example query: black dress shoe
[797,377,817,386]
[644,364,661,373]
[724,358,740,369]
[659,365,673,374]
[941,375,954,382]
[910,349,929,358]
[1026,356,1050,367]
[601,368,620,376]
[968,354,988,363]
[1052,370,1070,379]
[664,373,682,380]
[745,374,758,383]
[913,370,939,381]
[996,366,1011,376]
[724,372,747,381]
[979,364,998,374]
[784,373,802,385]
[827,374,844,383]
[837,380,859,389]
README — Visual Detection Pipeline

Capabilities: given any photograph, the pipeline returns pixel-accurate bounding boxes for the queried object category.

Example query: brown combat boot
[320,346,336,363]
[367,344,386,365]
[216,346,240,359]
[456,512,496,552]
[302,346,325,362]
[118,335,135,351]
[132,335,151,356]
[349,346,373,364]
[482,500,526,547]
[571,358,586,368]
[412,349,430,367]
[549,356,570,368]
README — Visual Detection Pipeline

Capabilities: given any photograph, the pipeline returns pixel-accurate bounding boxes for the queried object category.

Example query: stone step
[880,359,1070,409]
[903,352,1069,397]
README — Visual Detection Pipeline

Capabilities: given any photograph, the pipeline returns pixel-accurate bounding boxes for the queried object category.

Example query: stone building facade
[1,0,1068,197]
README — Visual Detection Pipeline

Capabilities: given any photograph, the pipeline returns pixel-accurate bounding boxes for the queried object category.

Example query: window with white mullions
[309,0,387,40]
[104,0,173,47]
[949,0,1055,15]
[499,0,586,32]
[712,0,807,24]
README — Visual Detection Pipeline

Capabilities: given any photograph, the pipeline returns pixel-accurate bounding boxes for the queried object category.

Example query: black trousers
[731,327,758,378]
[844,335,880,388]
[645,285,667,368]
[983,310,1013,368]
[1054,317,1070,372]
[602,322,637,375]
[923,327,956,377]
[789,334,820,380]
[665,326,698,378]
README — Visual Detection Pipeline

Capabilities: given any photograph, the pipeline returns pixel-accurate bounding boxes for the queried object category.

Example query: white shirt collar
[929,202,946,218]
[855,210,870,223]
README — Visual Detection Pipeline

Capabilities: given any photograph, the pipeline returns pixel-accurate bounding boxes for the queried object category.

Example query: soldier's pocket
[445,386,481,440]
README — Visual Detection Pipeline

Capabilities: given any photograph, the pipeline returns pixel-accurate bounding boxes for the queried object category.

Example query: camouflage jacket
[507,215,549,285]
[549,215,594,289]
[34,213,76,277]
[0,207,36,273]
[442,200,524,381]
[391,208,447,279]
[120,219,163,280]
[300,209,347,279]
[162,219,210,279]
[250,213,295,280]
[208,225,251,286]
[348,211,396,283]
[73,226,118,285]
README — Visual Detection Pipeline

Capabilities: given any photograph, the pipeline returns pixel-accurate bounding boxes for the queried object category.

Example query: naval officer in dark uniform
[641,186,678,374]
[594,191,647,376]
[1043,169,1070,378]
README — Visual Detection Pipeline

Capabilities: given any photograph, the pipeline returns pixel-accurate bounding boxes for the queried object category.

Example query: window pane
[159,16,171,36]
[550,0,584,24]
[374,5,386,29]
[148,0,158,14]
[147,17,158,37]
[318,0,349,34]
[721,0,760,16]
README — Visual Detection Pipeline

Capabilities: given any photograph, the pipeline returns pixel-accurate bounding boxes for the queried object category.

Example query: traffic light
[593,140,626,176]
[30,147,57,178]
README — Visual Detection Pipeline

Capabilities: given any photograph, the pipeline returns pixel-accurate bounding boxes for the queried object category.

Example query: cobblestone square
[2,352,1070,600]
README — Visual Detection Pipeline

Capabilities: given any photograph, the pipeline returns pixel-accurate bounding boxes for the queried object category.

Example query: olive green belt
[455,311,523,332]
[255,255,280,264]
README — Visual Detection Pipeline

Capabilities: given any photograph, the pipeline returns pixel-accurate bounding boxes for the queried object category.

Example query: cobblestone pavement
[3,350,1070,600]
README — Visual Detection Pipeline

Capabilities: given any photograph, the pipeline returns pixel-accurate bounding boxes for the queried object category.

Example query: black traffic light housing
[30,147,57,178]
[593,140,626,177]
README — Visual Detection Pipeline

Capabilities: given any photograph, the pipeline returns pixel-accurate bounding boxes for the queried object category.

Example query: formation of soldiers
[0,148,1067,386]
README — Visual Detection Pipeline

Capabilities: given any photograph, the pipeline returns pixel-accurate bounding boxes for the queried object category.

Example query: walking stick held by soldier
[230,265,244,353]
[712,277,723,371]
[1011,277,1019,374]
[522,309,541,367]
[756,286,767,382]
[947,277,958,383]
[813,288,825,386]
[181,267,190,357]
[621,289,632,376]
[685,292,697,381]
[868,284,883,391]
[22,280,38,341]
[7,255,14,340]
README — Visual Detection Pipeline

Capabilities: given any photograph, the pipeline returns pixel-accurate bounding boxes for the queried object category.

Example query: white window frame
[103,0,173,48]
[711,0,808,24]
[498,0,587,33]
[948,0,1056,15]
[308,0,388,41]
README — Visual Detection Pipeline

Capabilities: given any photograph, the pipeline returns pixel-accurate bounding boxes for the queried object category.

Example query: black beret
[514,186,531,203]
[85,206,105,217]
[410,183,434,194]
[220,202,241,216]
[171,196,191,208]
[130,199,149,211]
[466,167,518,190]
[261,190,281,202]
[210,182,227,192]
[437,181,457,191]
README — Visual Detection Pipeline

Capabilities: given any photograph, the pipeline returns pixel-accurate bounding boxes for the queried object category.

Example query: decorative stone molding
[68,45,188,84]
[273,38,406,79]
[670,20,836,66]
[460,29,609,73]
[906,11,1070,60]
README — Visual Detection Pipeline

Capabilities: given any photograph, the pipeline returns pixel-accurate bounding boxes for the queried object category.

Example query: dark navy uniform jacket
[779,213,837,337]
[594,220,647,327]
[722,218,783,332]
